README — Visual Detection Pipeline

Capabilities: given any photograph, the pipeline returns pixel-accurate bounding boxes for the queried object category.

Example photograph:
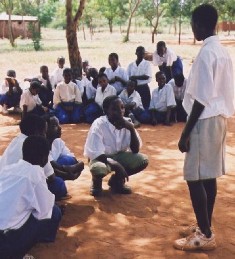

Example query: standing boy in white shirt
[174,4,234,251]
[0,135,62,259]
[104,53,128,94]
[127,46,152,109]
[149,71,176,126]
[53,68,83,124]
[51,56,65,88]
[84,95,149,197]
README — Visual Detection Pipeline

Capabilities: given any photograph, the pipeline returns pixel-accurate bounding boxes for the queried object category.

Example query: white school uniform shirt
[149,84,176,111]
[95,84,117,107]
[104,66,128,94]
[119,89,144,109]
[20,89,42,111]
[127,59,152,85]
[85,81,97,100]
[0,159,54,231]
[49,138,74,161]
[168,78,187,101]
[51,67,64,88]
[183,36,235,119]
[0,133,54,178]
[37,75,54,90]
[84,115,142,160]
[74,76,90,97]
[0,79,21,94]
[152,48,177,66]
[53,81,82,107]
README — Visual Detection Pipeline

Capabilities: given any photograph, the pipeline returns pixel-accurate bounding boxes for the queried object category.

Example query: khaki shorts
[184,116,227,181]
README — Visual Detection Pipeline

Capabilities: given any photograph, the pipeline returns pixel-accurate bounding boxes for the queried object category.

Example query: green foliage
[28,23,42,51]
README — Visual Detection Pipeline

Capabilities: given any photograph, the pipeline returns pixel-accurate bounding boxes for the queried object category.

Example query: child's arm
[178,100,204,153]
[22,105,28,118]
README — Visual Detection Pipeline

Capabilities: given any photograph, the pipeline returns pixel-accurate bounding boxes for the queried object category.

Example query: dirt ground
[0,112,235,259]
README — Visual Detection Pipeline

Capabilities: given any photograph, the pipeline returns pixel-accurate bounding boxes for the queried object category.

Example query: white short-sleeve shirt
[152,48,177,66]
[183,36,235,119]
[20,89,42,111]
[85,81,97,100]
[0,133,54,178]
[149,84,176,111]
[104,66,128,94]
[53,81,82,107]
[0,159,54,231]
[127,59,152,85]
[84,116,142,160]
[168,78,187,101]
[119,89,144,109]
[95,84,117,107]
[49,138,74,161]
[51,67,64,87]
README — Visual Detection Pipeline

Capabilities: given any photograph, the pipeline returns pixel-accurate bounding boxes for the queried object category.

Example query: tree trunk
[7,10,15,47]
[125,14,132,42]
[66,0,86,77]
[108,19,113,33]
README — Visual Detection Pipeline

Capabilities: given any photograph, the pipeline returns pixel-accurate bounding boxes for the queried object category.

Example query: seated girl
[53,68,83,124]
[46,115,84,181]
[0,70,22,114]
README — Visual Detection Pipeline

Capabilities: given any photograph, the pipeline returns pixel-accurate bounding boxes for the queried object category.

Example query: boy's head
[23,135,50,167]
[57,56,65,69]
[87,67,98,80]
[126,79,137,95]
[82,60,89,74]
[135,46,145,59]
[29,81,41,95]
[191,4,218,41]
[40,65,49,78]
[99,67,106,75]
[98,73,108,89]
[45,115,62,140]
[19,114,47,137]
[174,73,185,87]
[108,53,119,68]
[63,68,72,84]
[157,41,166,57]
[103,95,125,122]
[155,71,166,88]
[7,70,16,78]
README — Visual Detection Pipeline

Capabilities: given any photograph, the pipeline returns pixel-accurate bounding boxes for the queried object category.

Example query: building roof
[0,12,38,21]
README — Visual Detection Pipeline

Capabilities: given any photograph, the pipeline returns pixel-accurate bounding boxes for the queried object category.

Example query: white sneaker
[2,105,9,114]
[13,106,22,113]
[174,229,217,251]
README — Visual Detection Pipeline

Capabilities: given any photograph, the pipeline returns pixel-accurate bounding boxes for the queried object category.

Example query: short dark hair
[103,95,120,114]
[57,56,65,62]
[155,71,165,79]
[30,80,41,89]
[136,46,145,53]
[19,114,46,136]
[63,68,72,76]
[23,135,50,165]
[98,73,108,80]
[7,70,16,77]
[109,53,119,61]
[192,4,218,31]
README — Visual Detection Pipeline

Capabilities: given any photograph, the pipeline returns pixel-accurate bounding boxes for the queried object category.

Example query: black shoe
[108,175,132,195]
[90,176,103,197]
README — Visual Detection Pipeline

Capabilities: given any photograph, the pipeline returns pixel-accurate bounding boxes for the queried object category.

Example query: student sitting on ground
[104,53,128,94]
[53,68,83,124]
[168,73,187,122]
[149,71,176,126]
[0,70,22,114]
[25,65,54,108]
[119,79,146,128]
[84,95,149,197]
[95,73,117,108]
[0,114,68,201]
[152,41,183,83]
[0,135,62,259]
[83,68,103,124]
[51,56,65,88]
[46,115,84,181]
[20,80,49,118]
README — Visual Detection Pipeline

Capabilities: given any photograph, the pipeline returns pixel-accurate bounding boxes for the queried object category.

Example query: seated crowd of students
[0,42,186,127]
[0,42,186,257]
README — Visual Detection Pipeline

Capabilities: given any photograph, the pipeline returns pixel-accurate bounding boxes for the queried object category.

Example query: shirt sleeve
[149,90,156,109]
[166,48,177,66]
[74,84,82,103]
[152,51,161,66]
[53,85,61,106]
[20,92,29,107]
[43,161,54,178]
[166,85,176,107]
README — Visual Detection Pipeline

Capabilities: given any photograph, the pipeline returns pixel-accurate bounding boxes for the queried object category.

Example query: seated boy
[53,68,83,124]
[0,70,22,114]
[20,80,48,118]
[46,115,84,180]
[0,135,62,259]
[84,95,149,197]
[149,71,176,126]
[168,73,187,122]
[0,114,68,201]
